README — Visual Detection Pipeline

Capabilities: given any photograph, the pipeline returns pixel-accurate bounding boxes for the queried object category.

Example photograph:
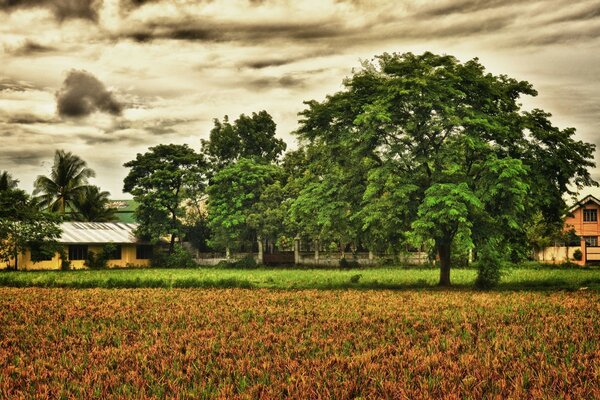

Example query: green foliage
[85,243,117,269]
[573,249,583,261]
[475,242,503,289]
[183,213,212,252]
[207,158,282,252]
[29,241,61,263]
[0,170,18,191]
[150,245,197,269]
[0,187,62,270]
[71,185,116,222]
[123,144,207,253]
[201,110,286,171]
[295,51,596,286]
[33,150,95,214]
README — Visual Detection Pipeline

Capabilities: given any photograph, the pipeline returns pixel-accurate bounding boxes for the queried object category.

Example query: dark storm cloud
[4,114,57,124]
[243,58,298,69]
[0,0,101,21]
[246,74,307,90]
[120,19,356,44]
[12,40,57,56]
[56,70,123,118]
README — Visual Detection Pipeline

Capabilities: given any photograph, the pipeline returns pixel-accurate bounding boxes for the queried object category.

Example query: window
[583,209,597,222]
[136,245,153,260]
[583,236,598,247]
[68,245,88,260]
[106,244,122,260]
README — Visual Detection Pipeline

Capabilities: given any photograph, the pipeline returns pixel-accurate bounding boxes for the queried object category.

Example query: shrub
[151,245,197,269]
[573,249,583,261]
[85,244,117,270]
[475,242,503,289]
[349,274,362,284]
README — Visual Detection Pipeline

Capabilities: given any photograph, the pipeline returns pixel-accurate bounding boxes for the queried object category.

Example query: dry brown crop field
[0,288,598,399]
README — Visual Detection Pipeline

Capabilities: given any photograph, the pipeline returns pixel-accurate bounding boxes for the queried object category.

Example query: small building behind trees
[1,222,154,270]
[537,195,600,265]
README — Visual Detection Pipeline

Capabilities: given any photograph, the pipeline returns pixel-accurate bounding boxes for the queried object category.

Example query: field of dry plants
[0,288,598,399]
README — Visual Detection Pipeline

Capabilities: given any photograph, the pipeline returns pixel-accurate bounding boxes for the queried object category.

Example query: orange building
[564,195,600,265]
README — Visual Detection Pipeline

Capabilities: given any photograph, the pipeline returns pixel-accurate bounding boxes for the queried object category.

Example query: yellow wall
[1,244,151,270]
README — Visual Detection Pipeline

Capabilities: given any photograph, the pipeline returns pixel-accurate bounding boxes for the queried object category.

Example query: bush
[573,249,583,261]
[475,242,503,289]
[151,245,197,269]
[85,244,117,270]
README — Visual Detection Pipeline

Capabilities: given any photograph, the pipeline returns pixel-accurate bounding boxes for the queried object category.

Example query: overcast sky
[1,0,599,198]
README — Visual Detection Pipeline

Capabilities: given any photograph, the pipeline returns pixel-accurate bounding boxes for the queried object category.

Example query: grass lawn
[1,266,599,290]
[1,288,598,398]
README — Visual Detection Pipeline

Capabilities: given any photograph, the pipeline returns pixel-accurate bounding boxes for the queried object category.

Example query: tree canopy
[207,158,282,256]
[295,51,596,285]
[33,150,95,214]
[123,144,207,254]
[201,110,286,171]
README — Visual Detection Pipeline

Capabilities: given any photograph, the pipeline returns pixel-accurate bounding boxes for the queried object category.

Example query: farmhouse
[539,194,600,265]
[2,222,154,270]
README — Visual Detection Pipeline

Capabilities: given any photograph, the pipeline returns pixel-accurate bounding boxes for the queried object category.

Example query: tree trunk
[257,236,263,265]
[437,240,451,287]
[314,238,319,263]
[225,246,231,260]
[169,234,176,255]
[294,236,300,265]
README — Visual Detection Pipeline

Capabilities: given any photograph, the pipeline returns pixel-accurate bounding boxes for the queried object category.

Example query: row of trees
[1,52,596,285]
[121,54,596,287]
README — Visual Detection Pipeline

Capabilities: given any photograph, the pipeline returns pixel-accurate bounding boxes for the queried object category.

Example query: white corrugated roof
[58,222,141,244]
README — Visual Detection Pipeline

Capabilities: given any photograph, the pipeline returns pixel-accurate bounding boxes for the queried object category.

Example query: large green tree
[201,110,287,171]
[33,150,95,214]
[123,144,207,254]
[296,52,596,286]
[207,158,282,257]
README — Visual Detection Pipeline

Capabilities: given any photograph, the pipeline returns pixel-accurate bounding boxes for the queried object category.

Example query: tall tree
[296,52,596,286]
[207,158,282,257]
[33,150,95,214]
[71,185,116,222]
[201,110,286,171]
[0,171,18,191]
[123,144,207,254]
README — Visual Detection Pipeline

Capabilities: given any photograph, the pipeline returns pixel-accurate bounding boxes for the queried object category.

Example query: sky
[1,0,599,198]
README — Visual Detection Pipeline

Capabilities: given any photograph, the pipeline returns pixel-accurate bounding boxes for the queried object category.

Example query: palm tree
[72,185,116,222]
[0,170,18,191]
[34,150,95,213]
